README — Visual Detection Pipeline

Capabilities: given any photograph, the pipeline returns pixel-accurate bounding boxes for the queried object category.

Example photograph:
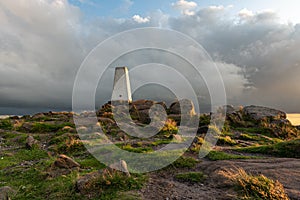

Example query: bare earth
[139,158,300,200]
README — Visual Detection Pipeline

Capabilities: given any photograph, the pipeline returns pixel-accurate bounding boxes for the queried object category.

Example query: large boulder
[48,155,81,178]
[243,105,286,121]
[242,106,299,139]
[130,100,167,124]
[53,154,80,169]
[31,113,46,120]
[131,100,155,111]
[169,99,196,116]
[109,160,131,177]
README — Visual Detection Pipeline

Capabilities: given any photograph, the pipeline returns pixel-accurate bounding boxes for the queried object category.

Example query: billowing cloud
[239,8,254,19]
[172,0,198,16]
[132,15,151,23]
[169,7,300,112]
[0,1,299,114]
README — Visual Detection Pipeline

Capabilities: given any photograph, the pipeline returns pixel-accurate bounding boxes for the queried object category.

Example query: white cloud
[208,5,225,11]
[183,10,195,16]
[172,0,198,16]
[239,8,254,19]
[239,8,254,18]
[132,15,150,23]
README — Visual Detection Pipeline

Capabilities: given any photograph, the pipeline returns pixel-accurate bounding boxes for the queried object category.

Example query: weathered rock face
[109,160,131,177]
[243,105,286,121]
[131,100,155,111]
[76,170,103,195]
[223,105,299,139]
[130,100,167,124]
[25,135,39,149]
[169,99,196,116]
[47,155,81,178]
[31,113,46,120]
[53,154,80,169]
[97,100,167,125]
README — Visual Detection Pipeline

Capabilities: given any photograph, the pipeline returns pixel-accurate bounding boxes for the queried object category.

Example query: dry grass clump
[220,167,289,200]
[162,119,178,133]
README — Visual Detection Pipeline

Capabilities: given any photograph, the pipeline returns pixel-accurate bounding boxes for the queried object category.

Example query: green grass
[120,144,153,153]
[0,132,28,146]
[206,151,254,161]
[199,114,210,127]
[0,148,48,170]
[217,136,237,146]
[171,156,199,168]
[91,173,147,200]
[236,139,300,158]
[76,155,106,169]
[151,139,172,146]
[30,122,75,133]
[238,133,282,145]
[233,127,274,137]
[0,119,13,130]
[0,147,146,200]
[175,172,206,183]
[0,166,83,200]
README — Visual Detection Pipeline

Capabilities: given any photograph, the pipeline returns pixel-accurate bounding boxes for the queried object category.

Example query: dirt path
[139,158,300,200]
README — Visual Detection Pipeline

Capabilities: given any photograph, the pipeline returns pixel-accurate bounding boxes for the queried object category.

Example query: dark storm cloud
[0,1,299,114]
[169,7,300,112]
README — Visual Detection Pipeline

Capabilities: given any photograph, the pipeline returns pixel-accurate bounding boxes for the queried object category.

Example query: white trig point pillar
[112,67,132,102]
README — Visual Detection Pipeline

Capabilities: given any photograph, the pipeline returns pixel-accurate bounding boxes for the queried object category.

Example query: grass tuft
[207,151,255,161]
[220,168,289,200]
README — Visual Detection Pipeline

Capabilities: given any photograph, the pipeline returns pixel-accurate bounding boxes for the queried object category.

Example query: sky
[0,0,300,114]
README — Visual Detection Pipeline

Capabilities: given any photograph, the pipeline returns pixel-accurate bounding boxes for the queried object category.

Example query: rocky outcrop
[223,105,299,139]
[130,100,167,124]
[243,105,286,121]
[53,154,80,169]
[47,155,81,178]
[98,100,167,125]
[169,99,196,116]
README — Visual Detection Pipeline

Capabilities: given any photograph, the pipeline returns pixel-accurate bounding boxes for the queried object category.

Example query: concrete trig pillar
[111,67,132,102]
